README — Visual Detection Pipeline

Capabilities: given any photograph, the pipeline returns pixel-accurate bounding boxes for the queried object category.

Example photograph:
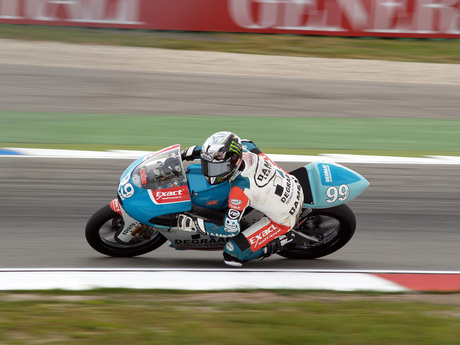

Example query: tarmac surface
[1,157,459,271]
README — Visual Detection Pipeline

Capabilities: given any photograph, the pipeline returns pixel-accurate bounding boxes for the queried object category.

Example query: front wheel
[85,204,167,257]
[277,204,356,260]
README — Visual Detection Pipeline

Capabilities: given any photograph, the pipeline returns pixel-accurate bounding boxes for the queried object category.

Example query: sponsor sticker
[230,198,242,206]
[174,238,227,249]
[247,222,289,251]
[322,164,332,183]
[228,209,241,219]
[149,185,190,204]
[110,199,122,215]
[225,242,235,252]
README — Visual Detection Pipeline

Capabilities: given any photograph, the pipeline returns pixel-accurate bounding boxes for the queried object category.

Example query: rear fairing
[300,162,369,208]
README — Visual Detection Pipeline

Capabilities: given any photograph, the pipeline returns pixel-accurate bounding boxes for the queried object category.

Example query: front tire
[85,204,167,257]
[278,204,356,260]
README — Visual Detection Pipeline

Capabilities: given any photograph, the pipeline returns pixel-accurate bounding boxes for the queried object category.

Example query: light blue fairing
[117,147,230,226]
[186,164,230,209]
[303,162,369,208]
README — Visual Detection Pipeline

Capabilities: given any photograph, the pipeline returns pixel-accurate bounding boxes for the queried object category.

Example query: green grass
[2,24,460,63]
[1,291,460,345]
[2,112,460,156]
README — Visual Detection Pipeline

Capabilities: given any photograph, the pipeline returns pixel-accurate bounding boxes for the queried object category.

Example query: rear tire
[85,204,167,257]
[277,204,356,260]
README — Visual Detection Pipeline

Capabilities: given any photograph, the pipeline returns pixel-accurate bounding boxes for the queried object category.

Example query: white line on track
[2,148,460,165]
[0,269,411,292]
[1,269,459,292]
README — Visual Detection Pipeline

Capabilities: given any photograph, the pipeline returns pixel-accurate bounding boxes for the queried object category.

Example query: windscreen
[131,146,187,190]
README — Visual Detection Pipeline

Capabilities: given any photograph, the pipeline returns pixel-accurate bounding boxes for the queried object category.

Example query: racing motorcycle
[85,145,369,261]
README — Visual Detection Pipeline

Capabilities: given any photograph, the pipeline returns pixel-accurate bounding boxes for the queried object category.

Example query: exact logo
[248,223,281,250]
[150,185,190,204]
[155,189,183,200]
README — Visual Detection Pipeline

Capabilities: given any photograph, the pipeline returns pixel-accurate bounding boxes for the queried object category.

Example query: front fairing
[117,145,192,226]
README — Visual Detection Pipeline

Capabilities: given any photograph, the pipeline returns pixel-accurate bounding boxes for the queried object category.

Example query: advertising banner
[1,0,460,38]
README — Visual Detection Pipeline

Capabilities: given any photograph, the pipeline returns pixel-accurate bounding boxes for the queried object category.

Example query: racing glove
[177,214,207,235]
[181,145,201,161]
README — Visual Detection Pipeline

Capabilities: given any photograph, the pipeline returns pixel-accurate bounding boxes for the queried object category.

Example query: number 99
[326,184,349,203]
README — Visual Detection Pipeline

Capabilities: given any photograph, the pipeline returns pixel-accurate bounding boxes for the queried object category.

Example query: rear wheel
[277,204,356,260]
[85,204,167,257]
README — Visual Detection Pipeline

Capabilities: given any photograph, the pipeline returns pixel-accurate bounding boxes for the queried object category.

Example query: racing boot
[223,232,294,267]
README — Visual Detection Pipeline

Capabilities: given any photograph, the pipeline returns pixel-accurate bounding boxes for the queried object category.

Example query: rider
[179,131,304,267]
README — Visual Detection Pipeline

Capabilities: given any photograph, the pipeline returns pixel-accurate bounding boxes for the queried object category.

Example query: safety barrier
[1,0,460,39]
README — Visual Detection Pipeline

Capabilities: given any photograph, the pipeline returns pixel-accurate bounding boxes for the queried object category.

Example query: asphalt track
[1,156,459,271]
[1,62,460,273]
[3,63,460,118]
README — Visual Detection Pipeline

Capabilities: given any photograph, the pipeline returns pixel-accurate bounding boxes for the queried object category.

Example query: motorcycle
[85,144,369,261]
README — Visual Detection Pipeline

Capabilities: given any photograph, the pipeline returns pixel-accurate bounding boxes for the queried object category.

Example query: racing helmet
[200,131,243,185]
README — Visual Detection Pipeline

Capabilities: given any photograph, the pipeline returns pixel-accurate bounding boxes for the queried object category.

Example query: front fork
[110,199,149,244]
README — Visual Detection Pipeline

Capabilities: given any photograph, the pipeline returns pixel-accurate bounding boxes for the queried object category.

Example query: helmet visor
[201,159,232,177]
